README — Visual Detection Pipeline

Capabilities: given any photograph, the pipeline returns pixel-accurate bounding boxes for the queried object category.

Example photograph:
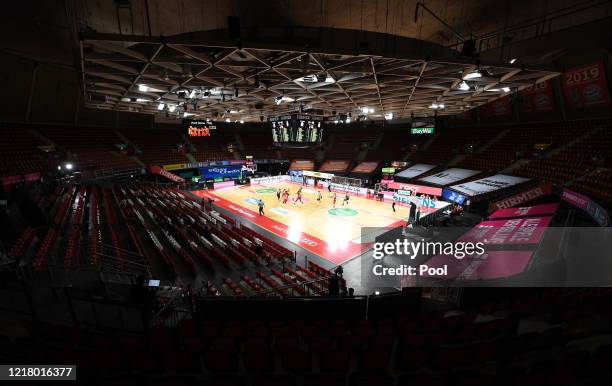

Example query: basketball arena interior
[1,1,612,385]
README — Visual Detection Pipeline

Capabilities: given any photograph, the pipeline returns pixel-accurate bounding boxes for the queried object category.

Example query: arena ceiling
[80,33,559,121]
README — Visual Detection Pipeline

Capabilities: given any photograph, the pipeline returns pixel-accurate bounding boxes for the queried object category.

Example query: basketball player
[343,193,350,206]
[332,193,337,208]
[316,190,322,204]
[294,189,303,204]
[276,188,281,201]
[282,189,289,204]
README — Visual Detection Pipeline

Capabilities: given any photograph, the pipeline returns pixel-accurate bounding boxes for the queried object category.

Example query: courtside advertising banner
[385,181,442,196]
[394,163,436,179]
[417,168,480,186]
[562,188,610,226]
[449,174,530,197]
[490,183,552,210]
[457,216,553,245]
[489,203,559,220]
[562,61,611,108]
[319,160,350,172]
[352,162,379,174]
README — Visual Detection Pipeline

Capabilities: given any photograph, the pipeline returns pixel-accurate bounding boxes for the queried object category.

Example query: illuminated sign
[186,120,216,137]
[411,127,435,134]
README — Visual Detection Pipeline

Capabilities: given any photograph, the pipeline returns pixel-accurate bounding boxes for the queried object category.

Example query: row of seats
[5,288,611,386]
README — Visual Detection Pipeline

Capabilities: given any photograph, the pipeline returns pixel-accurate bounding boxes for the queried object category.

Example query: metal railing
[251,273,334,298]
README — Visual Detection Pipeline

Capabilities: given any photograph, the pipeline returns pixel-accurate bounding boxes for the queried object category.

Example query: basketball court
[193,180,446,265]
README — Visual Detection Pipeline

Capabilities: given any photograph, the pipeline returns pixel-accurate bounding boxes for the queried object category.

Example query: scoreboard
[270,114,324,144]
[185,120,216,137]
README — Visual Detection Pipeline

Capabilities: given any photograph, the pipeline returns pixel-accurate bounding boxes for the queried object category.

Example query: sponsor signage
[442,188,467,204]
[411,127,435,134]
[289,159,315,171]
[330,183,368,195]
[562,188,610,226]
[148,166,185,183]
[352,162,379,174]
[489,203,559,220]
[199,165,244,179]
[425,251,534,280]
[394,163,436,179]
[491,183,552,210]
[562,61,611,109]
[418,168,480,186]
[162,163,188,171]
[449,174,530,197]
[302,170,334,179]
[319,160,350,172]
[382,167,396,174]
[385,182,443,196]
[458,216,553,245]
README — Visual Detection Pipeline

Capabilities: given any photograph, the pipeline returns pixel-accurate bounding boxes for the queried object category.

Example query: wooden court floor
[194,181,414,264]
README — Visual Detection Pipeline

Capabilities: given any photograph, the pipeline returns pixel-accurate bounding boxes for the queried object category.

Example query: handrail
[251,273,335,297]
[149,288,187,325]
[98,242,146,260]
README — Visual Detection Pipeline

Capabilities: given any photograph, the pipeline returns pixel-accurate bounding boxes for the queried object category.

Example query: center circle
[328,208,358,217]
[256,187,277,194]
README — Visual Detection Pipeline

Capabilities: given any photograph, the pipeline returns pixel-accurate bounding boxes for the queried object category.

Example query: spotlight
[57,165,61,170]
[374,291,380,296]
[189,89,196,99]
[138,84,148,92]
[225,118,230,122]
[458,81,470,91]
[239,120,244,124]
[384,112,394,120]
[157,103,165,111]
[502,87,511,92]
[463,71,482,80]
[168,105,176,112]
[509,58,517,64]
[65,163,74,170]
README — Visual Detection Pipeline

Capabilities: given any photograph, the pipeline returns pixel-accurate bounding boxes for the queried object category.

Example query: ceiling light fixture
[458,81,470,90]
[463,71,482,80]
[157,103,165,111]
[138,84,148,92]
